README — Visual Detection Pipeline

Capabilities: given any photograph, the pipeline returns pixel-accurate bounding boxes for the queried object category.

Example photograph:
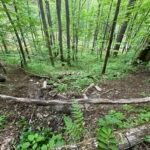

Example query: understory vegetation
[1,51,150,93]
[0,103,146,149]
[0,0,150,149]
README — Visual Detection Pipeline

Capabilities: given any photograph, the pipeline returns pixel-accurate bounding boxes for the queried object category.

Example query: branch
[0,94,150,105]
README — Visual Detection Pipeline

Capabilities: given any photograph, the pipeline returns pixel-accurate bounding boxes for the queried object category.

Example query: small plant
[98,110,126,129]
[64,102,85,142]
[0,114,6,129]
[144,135,150,143]
[122,104,134,112]
[17,128,64,150]
[16,116,28,128]
[97,127,118,150]
[57,83,68,92]
[138,111,150,123]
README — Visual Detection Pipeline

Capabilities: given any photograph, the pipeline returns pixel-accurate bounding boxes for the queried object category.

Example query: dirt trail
[0,67,150,149]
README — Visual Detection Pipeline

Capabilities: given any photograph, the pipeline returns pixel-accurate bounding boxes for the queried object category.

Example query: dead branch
[0,94,150,105]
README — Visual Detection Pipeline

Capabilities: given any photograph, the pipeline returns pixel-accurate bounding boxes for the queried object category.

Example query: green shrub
[17,128,64,150]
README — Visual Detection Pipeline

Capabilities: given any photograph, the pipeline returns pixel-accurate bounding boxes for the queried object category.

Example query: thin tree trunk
[1,37,8,53]
[113,0,136,56]
[102,0,121,74]
[65,0,71,65]
[13,0,30,59]
[1,0,27,67]
[45,0,55,46]
[100,0,113,58]
[56,0,64,62]
[92,2,101,52]
[26,0,38,52]
[38,0,54,66]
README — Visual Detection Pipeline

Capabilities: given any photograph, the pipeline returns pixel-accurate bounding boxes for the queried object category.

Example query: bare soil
[0,66,150,149]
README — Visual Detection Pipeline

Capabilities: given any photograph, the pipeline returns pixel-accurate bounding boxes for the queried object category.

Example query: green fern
[97,127,118,150]
[63,102,85,142]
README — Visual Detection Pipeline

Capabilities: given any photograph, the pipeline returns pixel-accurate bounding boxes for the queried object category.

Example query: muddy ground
[0,66,150,149]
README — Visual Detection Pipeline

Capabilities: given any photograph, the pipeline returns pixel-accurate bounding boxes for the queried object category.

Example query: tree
[113,0,136,56]
[91,1,101,52]
[56,0,64,62]
[65,0,71,65]
[1,0,27,67]
[102,0,122,74]
[45,0,55,47]
[100,0,114,58]
[13,0,30,59]
[38,0,54,66]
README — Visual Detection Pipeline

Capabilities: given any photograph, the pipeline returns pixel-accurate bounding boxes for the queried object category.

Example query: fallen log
[55,124,150,150]
[0,94,150,105]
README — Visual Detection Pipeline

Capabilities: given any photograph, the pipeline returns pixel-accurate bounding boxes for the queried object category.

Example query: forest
[0,0,150,149]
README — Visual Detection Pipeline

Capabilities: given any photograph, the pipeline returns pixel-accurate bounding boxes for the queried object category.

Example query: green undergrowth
[0,114,7,129]
[1,51,148,93]
[15,103,150,149]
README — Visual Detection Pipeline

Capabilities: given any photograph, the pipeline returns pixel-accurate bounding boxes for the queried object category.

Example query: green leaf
[32,143,38,150]
[21,142,30,149]
[36,135,45,142]
[144,135,150,143]
[41,144,48,150]
[28,134,35,141]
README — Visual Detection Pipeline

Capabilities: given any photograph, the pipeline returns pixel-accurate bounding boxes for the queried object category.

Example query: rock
[0,74,6,82]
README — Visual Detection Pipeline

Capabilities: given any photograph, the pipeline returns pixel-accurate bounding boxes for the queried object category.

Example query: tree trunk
[113,0,136,56]
[92,2,101,52]
[1,0,27,67]
[13,0,30,59]
[100,0,113,58]
[65,0,71,65]
[26,0,38,52]
[45,0,55,46]
[38,0,54,66]
[1,37,8,53]
[102,0,121,74]
[56,0,64,62]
